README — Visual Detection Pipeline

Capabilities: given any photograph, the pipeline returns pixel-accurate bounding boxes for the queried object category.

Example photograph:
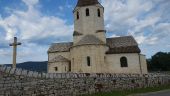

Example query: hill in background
[5,61,47,73]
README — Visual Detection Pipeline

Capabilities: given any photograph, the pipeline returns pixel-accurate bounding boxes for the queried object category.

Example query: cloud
[0,0,73,64]
[22,0,39,7]
[101,0,170,45]
[0,0,73,42]
[101,0,170,58]
[109,34,120,38]
[0,49,11,56]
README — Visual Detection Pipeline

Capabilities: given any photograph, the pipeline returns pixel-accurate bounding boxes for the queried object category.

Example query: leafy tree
[147,52,170,71]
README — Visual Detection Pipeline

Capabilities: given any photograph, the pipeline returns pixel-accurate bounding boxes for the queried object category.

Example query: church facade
[48,0,148,74]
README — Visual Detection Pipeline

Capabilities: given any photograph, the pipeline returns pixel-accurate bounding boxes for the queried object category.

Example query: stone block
[32,72,39,78]
[10,68,16,74]
[65,74,70,78]
[74,74,78,78]
[32,94,36,96]
[0,66,3,71]
[42,73,46,78]
[56,74,61,78]
[5,67,11,73]
[15,68,22,75]
[46,73,50,78]
[38,73,42,78]
[22,70,28,76]
[28,71,34,77]
[61,73,65,78]
[1,66,6,72]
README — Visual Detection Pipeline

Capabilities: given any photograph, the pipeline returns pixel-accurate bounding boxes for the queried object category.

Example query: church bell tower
[73,0,106,44]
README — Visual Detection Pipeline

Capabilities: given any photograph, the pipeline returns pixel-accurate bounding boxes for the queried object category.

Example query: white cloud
[101,0,170,57]
[0,49,10,56]
[135,35,146,44]
[167,45,170,47]
[22,0,39,7]
[109,34,120,38]
[0,0,73,42]
[0,0,73,64]
[102,0,170,45]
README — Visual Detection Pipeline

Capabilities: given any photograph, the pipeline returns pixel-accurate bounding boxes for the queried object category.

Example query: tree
[147,52,170,71]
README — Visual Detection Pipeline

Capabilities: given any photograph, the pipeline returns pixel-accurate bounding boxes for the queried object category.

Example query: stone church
[48,0,148,74]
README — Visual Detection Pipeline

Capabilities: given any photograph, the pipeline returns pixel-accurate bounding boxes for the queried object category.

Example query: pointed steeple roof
[76,0,100,7]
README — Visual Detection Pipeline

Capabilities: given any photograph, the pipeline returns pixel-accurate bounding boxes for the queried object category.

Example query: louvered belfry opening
[76,0,99,7]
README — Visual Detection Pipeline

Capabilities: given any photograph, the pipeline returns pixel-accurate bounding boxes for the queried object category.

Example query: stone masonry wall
[0,66,170,96]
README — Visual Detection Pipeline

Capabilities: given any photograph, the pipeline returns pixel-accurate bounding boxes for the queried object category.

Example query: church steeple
[76,0,99,7]
[73,0,106,44]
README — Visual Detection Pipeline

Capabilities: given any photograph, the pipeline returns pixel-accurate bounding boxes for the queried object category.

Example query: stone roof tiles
[49,55,69,63]
[106,36,141,54]
[106,36,138,48]
[75,35,105,46]
[106,46,141,54]
[48,36,141,54]
[48,42,73,53]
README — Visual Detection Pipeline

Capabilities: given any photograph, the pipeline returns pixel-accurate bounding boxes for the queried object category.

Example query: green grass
[85,84,170,96]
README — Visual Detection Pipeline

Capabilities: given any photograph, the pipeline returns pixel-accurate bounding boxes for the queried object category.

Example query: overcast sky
[0,0,170,64]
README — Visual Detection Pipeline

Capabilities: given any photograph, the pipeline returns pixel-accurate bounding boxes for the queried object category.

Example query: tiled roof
[48,42,73,53]
[106,46,141,54]
[48,36,140,54]
[106,36,141,54]
[75,35,105,46]
[49,55,69,63]
[76,0,99,7]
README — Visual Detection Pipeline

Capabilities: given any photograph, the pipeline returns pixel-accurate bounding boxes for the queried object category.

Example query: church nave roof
[75,35,105,46]
[48,36,141,54]
[48,42,73,53]
[106,36,141,54]
[49,55,70,63]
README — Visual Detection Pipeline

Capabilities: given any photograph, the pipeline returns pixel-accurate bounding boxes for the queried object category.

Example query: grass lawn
[85,84,170,96]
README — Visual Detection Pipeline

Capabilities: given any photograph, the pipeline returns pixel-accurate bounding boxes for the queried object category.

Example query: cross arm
[9,42,22,46]
[9,43,14,46]
[17,42,22,45]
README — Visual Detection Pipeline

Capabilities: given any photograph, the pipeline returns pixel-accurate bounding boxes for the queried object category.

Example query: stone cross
[9,37,21,68]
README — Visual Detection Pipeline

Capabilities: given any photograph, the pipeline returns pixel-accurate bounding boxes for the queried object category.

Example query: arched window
[77,11,79,20]
[120,57,128,67]
[97,9,101,17]
[86,8,90,16]
[54,67,58,71]
[87,56,91,66]
[68,62,71,72]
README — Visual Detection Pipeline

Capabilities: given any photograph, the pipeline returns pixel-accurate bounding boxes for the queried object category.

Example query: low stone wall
[0,66,170,96]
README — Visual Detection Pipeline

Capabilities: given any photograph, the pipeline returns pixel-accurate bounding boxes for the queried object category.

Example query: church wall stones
[70,45,107,73]
[139,54,148,74]
[106,53,144,74]
[48,62,69,73]
[74,4,104,36]
[0,66,170,96]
